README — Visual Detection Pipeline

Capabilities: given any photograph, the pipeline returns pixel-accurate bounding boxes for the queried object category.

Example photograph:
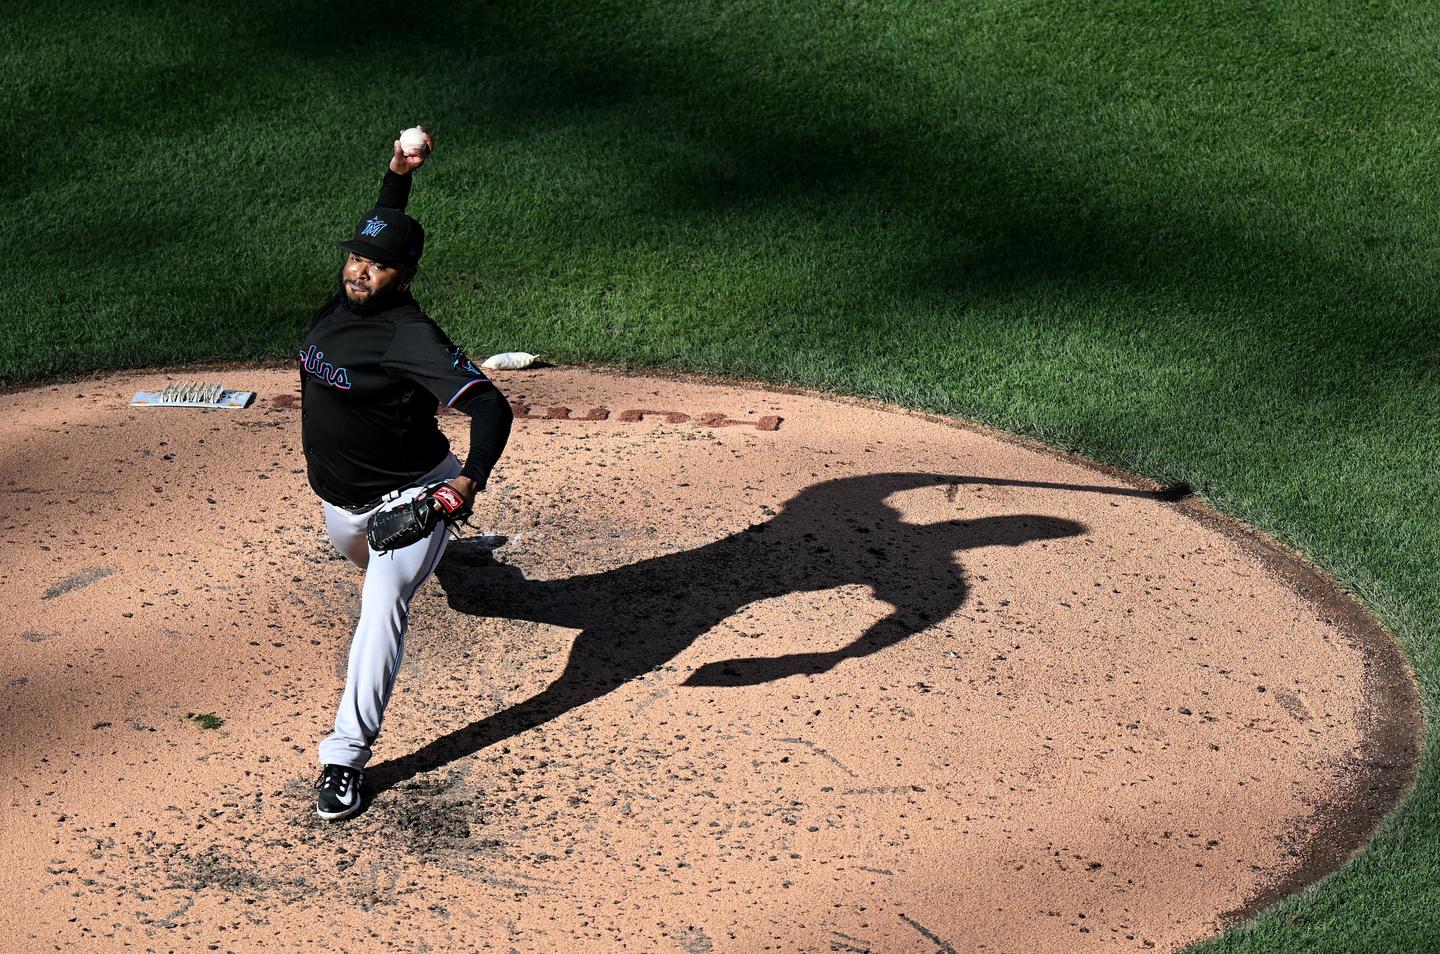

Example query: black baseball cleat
[315,764,364,821]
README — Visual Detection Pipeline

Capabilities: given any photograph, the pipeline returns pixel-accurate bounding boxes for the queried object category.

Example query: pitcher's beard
[338,272,410,317]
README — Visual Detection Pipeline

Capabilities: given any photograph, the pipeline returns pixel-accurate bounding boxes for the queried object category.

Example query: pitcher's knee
[362,571,411,601]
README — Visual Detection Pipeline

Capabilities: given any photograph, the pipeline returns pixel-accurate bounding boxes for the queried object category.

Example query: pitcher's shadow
[367,471,1102,794]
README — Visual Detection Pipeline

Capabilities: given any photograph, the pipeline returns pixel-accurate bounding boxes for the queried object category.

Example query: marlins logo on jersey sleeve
[380,318,495,411]
[446,345,491,403]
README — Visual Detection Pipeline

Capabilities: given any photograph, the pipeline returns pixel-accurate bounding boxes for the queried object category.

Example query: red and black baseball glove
[365,482,473,553]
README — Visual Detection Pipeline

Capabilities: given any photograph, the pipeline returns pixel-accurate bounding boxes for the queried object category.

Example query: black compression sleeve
[375,170,412,211]
[458,388,514,488]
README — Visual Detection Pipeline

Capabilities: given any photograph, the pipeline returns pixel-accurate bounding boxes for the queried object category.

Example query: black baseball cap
[338,206,425,266]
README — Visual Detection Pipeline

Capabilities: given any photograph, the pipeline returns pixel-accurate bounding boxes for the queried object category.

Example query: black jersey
[300,167,510,508]
[299,292,501,508]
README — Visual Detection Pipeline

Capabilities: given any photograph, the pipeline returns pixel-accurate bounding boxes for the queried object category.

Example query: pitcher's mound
[0,366,1418,953]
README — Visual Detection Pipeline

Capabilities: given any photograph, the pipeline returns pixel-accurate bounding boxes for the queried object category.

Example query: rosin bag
[480,352,539,370]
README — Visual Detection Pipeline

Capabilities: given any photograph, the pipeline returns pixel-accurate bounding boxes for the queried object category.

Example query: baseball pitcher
[299,128,513,820]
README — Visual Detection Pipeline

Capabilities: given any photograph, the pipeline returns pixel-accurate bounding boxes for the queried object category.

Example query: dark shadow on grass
[14,0,1436,392]
[361,471,1162,795]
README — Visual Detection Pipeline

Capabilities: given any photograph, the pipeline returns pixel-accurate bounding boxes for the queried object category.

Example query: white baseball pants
[317,453,461,769]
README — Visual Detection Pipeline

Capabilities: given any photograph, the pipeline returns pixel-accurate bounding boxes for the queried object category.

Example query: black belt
[331,465,453,514]
[335,485,409,515]
[321,454,454,515]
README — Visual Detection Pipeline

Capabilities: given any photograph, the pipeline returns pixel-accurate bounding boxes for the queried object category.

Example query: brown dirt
[0,365,1419,953]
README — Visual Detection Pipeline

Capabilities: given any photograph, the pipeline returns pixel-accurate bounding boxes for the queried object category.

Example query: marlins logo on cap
[339,206,425,265]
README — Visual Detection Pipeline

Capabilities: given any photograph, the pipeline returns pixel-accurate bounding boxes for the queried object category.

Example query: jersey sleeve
[381,317,496,411]
[375,169,412,211]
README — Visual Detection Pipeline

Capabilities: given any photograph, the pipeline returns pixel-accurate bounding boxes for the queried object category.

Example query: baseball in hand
[399,127,430,157]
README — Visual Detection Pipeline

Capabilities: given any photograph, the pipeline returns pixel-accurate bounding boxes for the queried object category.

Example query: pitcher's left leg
[318,515,451,770]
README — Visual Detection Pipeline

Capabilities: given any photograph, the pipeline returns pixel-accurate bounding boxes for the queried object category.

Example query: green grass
[6,1,1438,949]
[185,712,225,731]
